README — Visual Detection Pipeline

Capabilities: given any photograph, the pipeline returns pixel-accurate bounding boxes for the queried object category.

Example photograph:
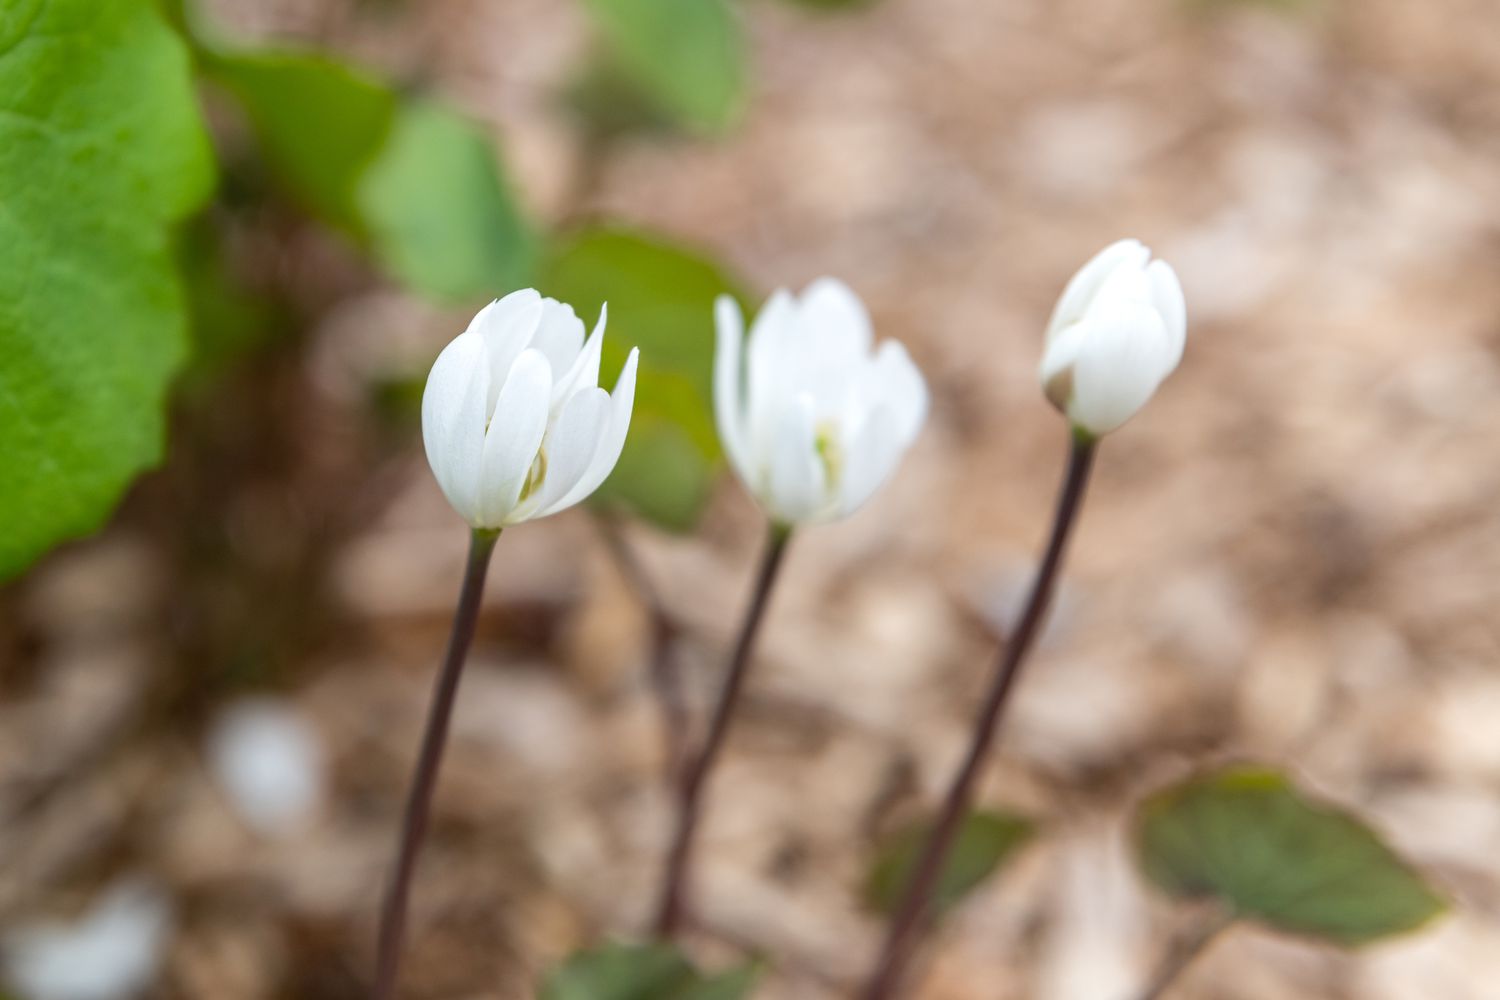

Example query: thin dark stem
[594,512,690,782]
[373,529,498,1000]
[653,523,793,937]
[859,435,1097,1000]
[1132,912,1235,1000]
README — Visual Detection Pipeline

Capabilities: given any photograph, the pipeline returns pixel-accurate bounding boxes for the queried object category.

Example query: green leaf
[538,226,753,532]
[592,412,715,532]
[539,942,758,1000]
[0,0,214,579]
[578,0,747,135]
[357,101,537,301]
[204,49,535,301]
[204,48,397,229]
[865,810,1036,916]
[1136,765,1448,946]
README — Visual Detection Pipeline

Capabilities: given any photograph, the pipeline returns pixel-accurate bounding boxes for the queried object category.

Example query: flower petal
[541,347,639,516]
[747,289,798,469]
[1067,302,1173,435]
[421,332,488,525]
[468,289,544,416]
[866,340,928,446]
[1148,258,1186,370]
[800,276,873,361]
[513,387,610,522]
[713,295,754,484]
[1038,321,1088,411]
[1045,239,1147,342]
[530,298,586,378]
[550,303,607,414]
[765,394,828,524]
[839,404,900,517]
[476,350,552,528]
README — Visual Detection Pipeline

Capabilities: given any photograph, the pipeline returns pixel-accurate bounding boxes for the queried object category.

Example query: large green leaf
[578,0,747,135]
[0,0,214,579]
[539,942,757,1000]
[865,810,1036,916]
[1136,765,1447,946]
[205,50,534,301]
[538,226,751,532]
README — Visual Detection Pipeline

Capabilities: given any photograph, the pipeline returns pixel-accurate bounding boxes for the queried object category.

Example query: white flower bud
[1039,239,1186,437]
[421,290,639,529]
[714,279,928,525]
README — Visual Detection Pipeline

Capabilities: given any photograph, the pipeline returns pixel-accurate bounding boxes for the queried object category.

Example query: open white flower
[714,279,928,525]
[422,289,638,529]
[1039,239,1185,437]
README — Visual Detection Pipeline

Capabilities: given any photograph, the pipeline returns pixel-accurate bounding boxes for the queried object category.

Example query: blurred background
[2,0,1498,997]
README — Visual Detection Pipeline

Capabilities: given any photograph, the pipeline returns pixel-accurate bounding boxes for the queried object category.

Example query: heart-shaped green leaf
[1136,765,1447,946]
[539,942,758,1000]
[0,0,214,579]
[865,809,1036,916]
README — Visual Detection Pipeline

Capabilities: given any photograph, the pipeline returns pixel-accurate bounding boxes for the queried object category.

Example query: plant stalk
[859,436,1097,1000]
[373,528,498,1000]
[653,523,793,937]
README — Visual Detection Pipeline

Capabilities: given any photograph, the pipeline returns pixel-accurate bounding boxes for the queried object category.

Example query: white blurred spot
[208,698,325,837]
[3,879,172,1000]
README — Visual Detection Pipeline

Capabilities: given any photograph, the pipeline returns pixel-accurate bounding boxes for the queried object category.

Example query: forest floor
[4,0,1500,997]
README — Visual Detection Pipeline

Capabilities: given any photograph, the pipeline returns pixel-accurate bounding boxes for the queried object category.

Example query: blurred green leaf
[1136,765,1447,946]
[205,49,534,301]
[204,48,397,229]
[579,0,747,135]
[0,0,214,579]
[358,101,537,300]
[539,941,757,1000]
[591,415,715,532]
[865,810,1036,916]
[538,226,752,532]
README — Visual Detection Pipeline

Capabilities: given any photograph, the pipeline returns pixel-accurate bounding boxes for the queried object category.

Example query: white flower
[714,279,928,525]
[3,879,171,1000]
[422,289,639,529]
[1039,239,1186,437]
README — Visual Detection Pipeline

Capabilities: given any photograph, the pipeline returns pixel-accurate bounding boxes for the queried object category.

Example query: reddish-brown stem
[859,436,1097,1000]
[653,523,793,937]
[373,529,497,1000]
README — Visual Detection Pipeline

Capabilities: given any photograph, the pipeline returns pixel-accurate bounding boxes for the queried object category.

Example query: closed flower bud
[714,279,928,525]
[421,289,638,529]
[1039,239,1186,437]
